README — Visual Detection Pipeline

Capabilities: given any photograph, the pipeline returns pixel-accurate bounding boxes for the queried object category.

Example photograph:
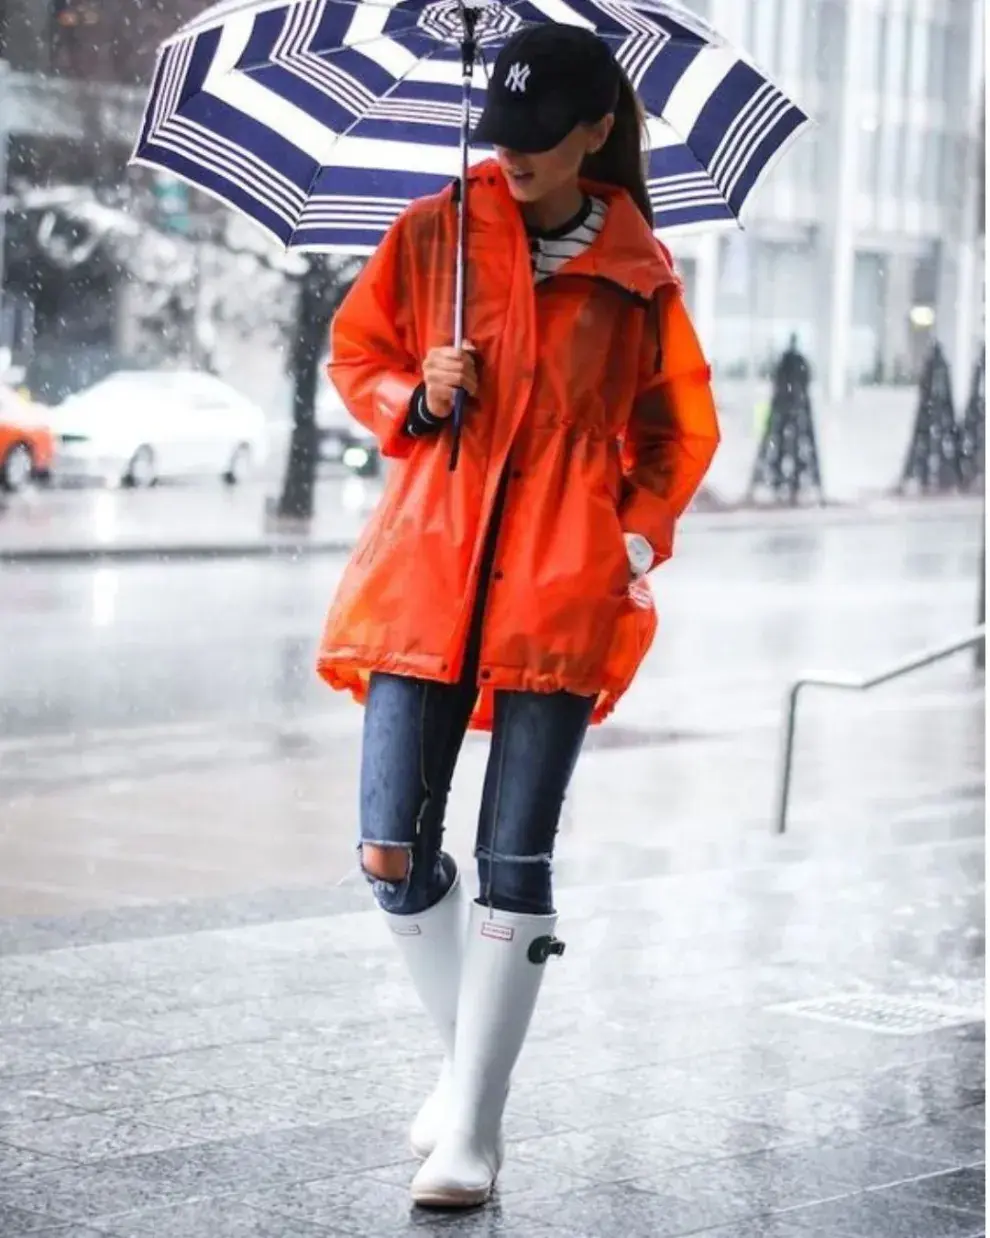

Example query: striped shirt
[406,196,608,437]
[528,196,607,283]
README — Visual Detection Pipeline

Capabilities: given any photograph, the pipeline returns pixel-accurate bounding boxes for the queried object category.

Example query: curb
[0,496,982,565]
[0,539,356,565]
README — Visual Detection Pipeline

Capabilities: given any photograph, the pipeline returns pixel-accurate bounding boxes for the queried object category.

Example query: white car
[48,370,269,487]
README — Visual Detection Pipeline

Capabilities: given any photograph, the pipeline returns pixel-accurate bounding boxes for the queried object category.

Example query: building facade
[675,0,985,405]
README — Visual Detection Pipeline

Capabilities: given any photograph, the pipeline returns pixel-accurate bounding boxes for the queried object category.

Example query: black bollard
[959,348,986,493]
[977,518,986,673]
[746,335,825,506]
[897,341,964,495]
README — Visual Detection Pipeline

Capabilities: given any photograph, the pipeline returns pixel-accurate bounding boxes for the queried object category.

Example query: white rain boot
[382,870,467,1159]
[410,901,565,1208]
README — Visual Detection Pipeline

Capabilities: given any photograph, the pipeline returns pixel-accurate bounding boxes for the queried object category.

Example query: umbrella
[132,0,811,466]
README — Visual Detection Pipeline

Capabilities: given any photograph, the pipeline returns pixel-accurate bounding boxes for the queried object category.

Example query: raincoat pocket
[597,489,632,598]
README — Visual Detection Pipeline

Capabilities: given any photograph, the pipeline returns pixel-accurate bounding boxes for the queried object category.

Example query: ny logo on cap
[504,62,531,93]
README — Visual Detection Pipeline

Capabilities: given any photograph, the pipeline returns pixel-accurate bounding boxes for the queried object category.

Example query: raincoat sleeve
[618,289,720,567]
[327,215,422,460]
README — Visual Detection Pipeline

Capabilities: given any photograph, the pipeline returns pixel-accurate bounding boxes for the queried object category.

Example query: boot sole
[410,1184,492,1209]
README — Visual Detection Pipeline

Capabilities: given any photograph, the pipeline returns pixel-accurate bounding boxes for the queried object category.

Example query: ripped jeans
[359,669,593,917]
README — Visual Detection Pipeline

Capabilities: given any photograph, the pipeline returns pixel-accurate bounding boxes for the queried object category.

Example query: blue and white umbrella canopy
[132,0,812,253]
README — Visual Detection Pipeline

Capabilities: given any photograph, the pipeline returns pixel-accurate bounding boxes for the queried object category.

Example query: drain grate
[767,992,985,1037]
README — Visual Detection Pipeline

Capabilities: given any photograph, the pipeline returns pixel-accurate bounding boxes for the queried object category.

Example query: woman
[317,23,719,1208]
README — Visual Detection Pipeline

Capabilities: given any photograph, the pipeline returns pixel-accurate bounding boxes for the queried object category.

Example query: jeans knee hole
[360,844,412,885]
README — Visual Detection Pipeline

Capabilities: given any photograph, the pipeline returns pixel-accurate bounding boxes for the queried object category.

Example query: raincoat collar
[463,158,677,302]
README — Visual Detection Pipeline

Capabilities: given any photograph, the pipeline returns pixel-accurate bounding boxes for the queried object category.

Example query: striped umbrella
[131,0,811,254]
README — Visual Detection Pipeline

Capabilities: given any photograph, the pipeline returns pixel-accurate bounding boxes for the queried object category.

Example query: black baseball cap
[473,25,621,155]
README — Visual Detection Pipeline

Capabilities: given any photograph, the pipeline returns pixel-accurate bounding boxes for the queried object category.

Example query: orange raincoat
[317,159,719,728]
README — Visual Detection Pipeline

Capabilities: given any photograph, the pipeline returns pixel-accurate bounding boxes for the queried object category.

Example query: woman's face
[496,116,613,206]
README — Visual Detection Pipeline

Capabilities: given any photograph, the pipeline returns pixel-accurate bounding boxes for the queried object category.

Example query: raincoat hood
[461,158,677,302]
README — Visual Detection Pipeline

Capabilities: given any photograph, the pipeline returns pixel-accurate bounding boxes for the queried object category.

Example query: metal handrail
[775,626,986,834]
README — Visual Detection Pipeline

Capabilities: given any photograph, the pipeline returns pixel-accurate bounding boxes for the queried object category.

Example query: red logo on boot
[481,921,515,942]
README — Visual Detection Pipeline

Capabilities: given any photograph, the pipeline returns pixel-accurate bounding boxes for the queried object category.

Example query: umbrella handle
[448,388,467,472]
[448,7,477,473]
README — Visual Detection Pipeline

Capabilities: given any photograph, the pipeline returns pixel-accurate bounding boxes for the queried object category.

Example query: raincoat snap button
[494,570,504,581]
[480,669,491,681]
[511,469,522,480]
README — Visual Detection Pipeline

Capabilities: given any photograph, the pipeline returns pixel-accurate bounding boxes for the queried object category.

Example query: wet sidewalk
[0,811,984,1237]
[0,480,369,562]
[0,474,981,563]
[0,510,984,1236]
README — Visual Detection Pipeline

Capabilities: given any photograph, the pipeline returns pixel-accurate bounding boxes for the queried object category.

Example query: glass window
[874,10,891,93]
[679,0,711,18]
[905,125,925,199]
[922,130,946,201]
[882,122,907,198]
[852,252,886,331]
[884,12,908,98]
[771,0,788,75]
[778,0,802,80]
[805,0,844,85]
[927,22,948,100]
[908,20,929,98]
[783,128,813,195]
[750,0,779,71]
[943,23,971,110]
[858,125,880,196]
[937,134,963,206]
[806,128,822,192]
[859,10,880,90]
[745,5,758,60]
[802,1,823,81]
[719,234,752,309]
[876,9,890,92]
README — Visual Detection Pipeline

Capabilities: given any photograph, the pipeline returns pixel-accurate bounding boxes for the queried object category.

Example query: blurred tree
[897,341,963,495]
[745,335,825,506]
[277,256,357,522]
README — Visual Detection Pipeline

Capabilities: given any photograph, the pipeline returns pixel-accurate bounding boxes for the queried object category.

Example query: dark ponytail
[581,68,653,228]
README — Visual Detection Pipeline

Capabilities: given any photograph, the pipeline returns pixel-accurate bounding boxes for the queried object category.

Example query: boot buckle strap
[528,935,566,964]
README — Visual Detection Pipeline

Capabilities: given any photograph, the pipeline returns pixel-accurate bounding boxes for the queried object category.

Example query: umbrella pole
[448,7,478,472]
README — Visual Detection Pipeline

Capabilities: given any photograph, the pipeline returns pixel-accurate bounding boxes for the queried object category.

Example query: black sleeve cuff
[404,384,446,438]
